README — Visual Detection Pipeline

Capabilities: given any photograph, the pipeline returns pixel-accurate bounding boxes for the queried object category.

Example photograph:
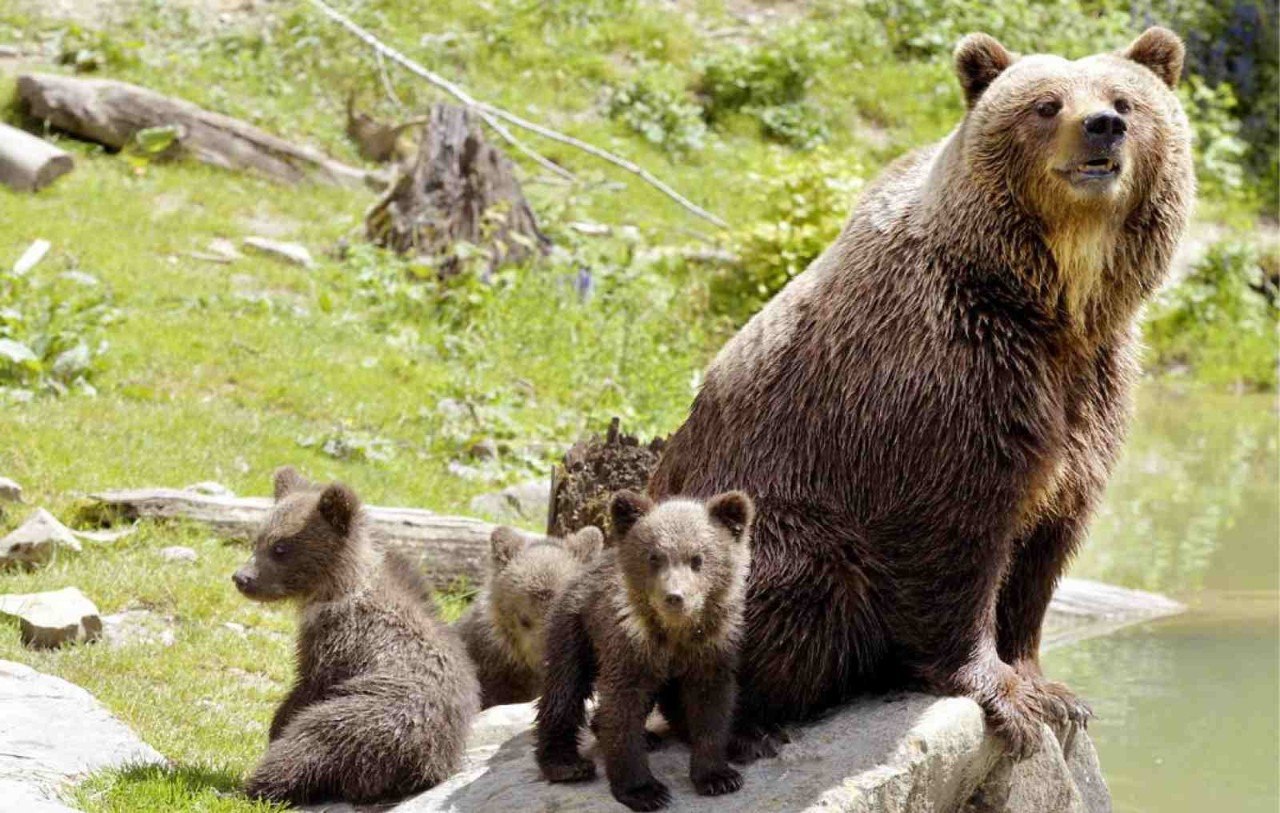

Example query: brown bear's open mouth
[1059,156,1122,185]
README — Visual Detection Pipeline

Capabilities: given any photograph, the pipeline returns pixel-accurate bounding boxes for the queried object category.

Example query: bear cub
[536,490,754,811]
[232,467,480,805]
[456,524,604,707]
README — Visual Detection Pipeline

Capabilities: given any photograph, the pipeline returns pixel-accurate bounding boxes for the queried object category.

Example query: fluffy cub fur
[456,525,604,707]
[232,467,480,805]
[536,490,754,812]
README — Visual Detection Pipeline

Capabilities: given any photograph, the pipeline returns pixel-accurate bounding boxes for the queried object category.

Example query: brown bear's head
[610,490,753,630]
[487,525,603,667]
[232,467,368,603]
[953,27,1190,225]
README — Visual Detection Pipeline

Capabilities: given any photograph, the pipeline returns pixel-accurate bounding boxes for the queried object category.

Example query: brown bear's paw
[983,677,1051,761]
[1022,672,1093,728]
[540,755,597,783]
[611,778,671,811]
[727,722,789,764]
[691,765,743,796]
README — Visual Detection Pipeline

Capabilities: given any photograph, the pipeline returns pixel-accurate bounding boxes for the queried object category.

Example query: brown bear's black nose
[232,571,253,591]
[664,592,684,609]
[1083,111,1127,146]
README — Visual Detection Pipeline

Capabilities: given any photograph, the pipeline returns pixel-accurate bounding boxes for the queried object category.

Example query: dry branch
[0,123,73,192]
[306,0,728,228]
[88,489,495,587]
[16,73,377,189]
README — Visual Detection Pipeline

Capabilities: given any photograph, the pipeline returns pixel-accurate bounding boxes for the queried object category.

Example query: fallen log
[86,488,495,587]
[365,103,549,274]
[16,73,375,189]
[0,123,73,192]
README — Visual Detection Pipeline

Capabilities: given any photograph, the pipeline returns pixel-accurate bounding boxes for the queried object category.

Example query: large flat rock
[313,694,1107,813]
[0,660,164,806]
[0,508,81,568]
[0,587,102,648]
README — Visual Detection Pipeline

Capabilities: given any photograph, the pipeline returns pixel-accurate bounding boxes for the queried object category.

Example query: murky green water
[1043,384,1279,813]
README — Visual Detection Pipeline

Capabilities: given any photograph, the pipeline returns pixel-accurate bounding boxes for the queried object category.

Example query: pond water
[1042,384,1279,813]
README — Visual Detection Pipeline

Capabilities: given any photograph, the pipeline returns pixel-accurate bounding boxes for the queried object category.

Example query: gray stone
[335,694,1106,813]
[0,476,22,504]
[0,660,164,804]
[159,545,199,564]
[468,479,550,524]
[243,236,315,268]
[0,508,81,568]
[1043,578,1184,651]
[0,587,102,649]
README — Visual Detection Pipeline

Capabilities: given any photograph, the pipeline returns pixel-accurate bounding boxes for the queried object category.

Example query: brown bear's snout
[1083,110,1127,148]
[232,567,257,595]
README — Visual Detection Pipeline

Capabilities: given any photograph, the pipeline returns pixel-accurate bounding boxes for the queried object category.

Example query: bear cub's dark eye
[689,554,704,572]
[271,542,291,559]
[649,552,662,568]
[1114,98,1132,115]
[1035,100,1062,119]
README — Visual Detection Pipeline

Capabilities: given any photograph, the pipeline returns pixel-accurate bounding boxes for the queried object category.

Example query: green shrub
[1180,76,1251,204]
[1144,241,1278,391]
[711,148,864,323]
[606,63,708,154]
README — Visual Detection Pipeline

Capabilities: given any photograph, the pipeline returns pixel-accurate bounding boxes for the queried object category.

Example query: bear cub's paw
[691,765,743,797]
[728,722,788,764]
[612,778,672,812]
[541,755,597,783]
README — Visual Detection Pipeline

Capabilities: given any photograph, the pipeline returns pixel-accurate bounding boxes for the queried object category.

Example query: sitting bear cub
[232,467,479,805]
[456,524,604,707]
[536,490,754,812]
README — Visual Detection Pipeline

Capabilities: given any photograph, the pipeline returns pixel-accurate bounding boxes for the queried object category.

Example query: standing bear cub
[456,524,604,707]
[536,490,754,812]
[232,467,480,805]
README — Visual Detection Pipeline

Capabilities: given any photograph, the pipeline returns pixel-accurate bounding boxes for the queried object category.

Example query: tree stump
[0,123,73,192]
[546,418,666,540]
[365,104,549,276]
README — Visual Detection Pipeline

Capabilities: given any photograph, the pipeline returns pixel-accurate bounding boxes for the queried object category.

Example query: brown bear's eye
[690,554,704,572]
[1035,100,1062,119]
[1114,98,1132,115]
[270,542,291,559]
[649,552,662,569]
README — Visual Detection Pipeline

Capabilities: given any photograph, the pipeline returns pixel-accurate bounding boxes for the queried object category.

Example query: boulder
[0,476,22,504]
[0,660,164,806]
[468,480,550,525]
[310,694,1107,813]
[0,587,102,648]
[0,508,81,568]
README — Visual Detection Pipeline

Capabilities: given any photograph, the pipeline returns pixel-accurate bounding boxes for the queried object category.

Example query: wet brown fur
[233,467,480,804]
[456,525,604,707]
[648,29,1193,759]
[536,491,754,811]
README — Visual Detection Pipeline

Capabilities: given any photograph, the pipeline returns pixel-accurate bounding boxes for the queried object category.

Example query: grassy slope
[0,1,1271,811]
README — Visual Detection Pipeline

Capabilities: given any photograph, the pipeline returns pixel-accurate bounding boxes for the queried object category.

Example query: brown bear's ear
[610,490,654,540]
[954,33,1015,108]
[707,491,755,541]
[273,466,311,501]
[1123,27,1184,89]
[316,482,361,535]
[490,526,526,569]
[565,526,604,563]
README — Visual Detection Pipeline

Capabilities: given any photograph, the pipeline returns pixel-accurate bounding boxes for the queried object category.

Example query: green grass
[0,1,1274,810]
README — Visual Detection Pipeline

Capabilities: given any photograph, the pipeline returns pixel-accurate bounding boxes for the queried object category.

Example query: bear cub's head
[233,466,365,603]
[609,490,754,629]
[487,525,604,666]
[954,27,1189,218]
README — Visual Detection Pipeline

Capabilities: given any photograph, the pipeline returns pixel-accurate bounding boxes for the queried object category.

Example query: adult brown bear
[649,28,1193,758]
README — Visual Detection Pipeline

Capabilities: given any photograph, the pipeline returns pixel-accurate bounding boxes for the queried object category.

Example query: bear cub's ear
[273,466,311,501]
[610,490,655,540]
[707,490,755,541]
[565,526,604,563]
[954,33,1015,108]
[316,482,361,536]
[1123,27,1184,89]
[490,526,527,569]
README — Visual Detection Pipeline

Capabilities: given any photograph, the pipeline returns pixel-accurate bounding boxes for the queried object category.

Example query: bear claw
[613,778,671,811]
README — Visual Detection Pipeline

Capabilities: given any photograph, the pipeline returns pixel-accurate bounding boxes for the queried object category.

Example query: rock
[185,480,234,497]
[243,236,315,269]
[101,609,175,648]
[1043,578,1185,651]
[159,545,198,564]
[0,660,164,805]
[0,508,82,568]
[354,694,1107,813]
[468,479,550,524]
[0,587,102,648]
[0,476,22,503]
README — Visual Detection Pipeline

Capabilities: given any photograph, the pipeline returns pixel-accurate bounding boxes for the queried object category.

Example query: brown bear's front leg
[268,680,316,742]
[681,664,742,797]
[996,517,1093,725]
[597,682,669,811]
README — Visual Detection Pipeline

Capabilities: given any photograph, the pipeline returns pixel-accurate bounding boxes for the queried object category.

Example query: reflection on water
[1043,384,1279,813]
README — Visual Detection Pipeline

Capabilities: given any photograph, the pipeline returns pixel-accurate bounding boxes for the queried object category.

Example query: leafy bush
[711,148,864,323]
[1179,76,1250,203]
[0,259,117,399]
[1144,241,1278,390]
[606,64,708,154]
